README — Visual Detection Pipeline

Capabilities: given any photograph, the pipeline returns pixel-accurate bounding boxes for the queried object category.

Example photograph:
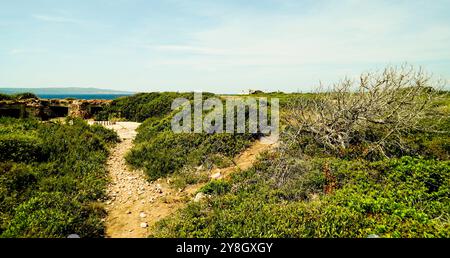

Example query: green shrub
[13,92,38,100]
[89,124,120,144]
[1,192,103,238]
[127,95,262,180]
[0,94,12,101]
[199,180,231,195]
[0,162,37,193]
[127,131,255,180]
[153,156,450,238]
[97,92,215,122]
[0,134,44,162]
[0,92,38,101]
[0,118,116,237]
[169,166,209,190]
[150,92,450,238]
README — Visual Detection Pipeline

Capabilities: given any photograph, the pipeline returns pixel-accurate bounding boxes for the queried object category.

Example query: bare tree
[283,65,444,158]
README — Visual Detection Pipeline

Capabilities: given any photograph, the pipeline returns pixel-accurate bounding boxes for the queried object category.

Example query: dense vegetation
[148,71,450,237]
[123,93,259,180]
[95,92,214,122]
[0,117,118,237]
[1,69,448,238]
[128,129,258,181]
[0,92,38,101]
[153,156,449,237]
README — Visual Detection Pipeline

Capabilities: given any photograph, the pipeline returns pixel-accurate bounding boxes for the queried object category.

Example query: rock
[140,222,148,228]
[105,200,112,205]
[210,172,222,180]
[67,234,80,238]
[126,210,132,214]
[260,134,278,145]
[194,192,206,202]
[155,184,163,193]
[309,193,319,201]
[139,212,147,218]
[367,234,380,238]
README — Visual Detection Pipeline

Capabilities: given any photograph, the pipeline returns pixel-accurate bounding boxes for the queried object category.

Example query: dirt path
[103,121,176,238]
[101,122,277,238]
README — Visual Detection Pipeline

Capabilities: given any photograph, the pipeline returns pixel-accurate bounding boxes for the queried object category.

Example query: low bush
[13,92,38,100]
[126,93,266,180]
[127,130,256,180]
[198,180,231,195]
[0,92,39,101]
[153,156,450,238]
[0,94,12,101]
[151,92,450,238]
[95,92,215,122]
[1,192,101,238]
[0,118,118,237]
[0,134,44,162]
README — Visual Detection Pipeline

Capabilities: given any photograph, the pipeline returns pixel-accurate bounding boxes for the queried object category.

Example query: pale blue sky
[1,0,449,93]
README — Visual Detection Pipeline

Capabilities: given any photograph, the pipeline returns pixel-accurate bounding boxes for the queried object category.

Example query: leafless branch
[283,64,444,158]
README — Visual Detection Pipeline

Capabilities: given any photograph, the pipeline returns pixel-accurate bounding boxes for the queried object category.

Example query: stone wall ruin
[0,98,111,120]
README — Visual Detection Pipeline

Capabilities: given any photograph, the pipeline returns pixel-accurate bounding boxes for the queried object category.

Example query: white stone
[210,172,222,180]
[194,192,206,202]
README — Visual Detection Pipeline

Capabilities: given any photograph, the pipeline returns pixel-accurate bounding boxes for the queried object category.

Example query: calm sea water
[37,94,132,100]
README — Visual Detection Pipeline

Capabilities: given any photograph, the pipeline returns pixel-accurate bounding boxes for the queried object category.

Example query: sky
[1,0,450,93]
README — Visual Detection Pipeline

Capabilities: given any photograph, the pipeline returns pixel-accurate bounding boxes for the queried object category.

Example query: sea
[37,94,132,100]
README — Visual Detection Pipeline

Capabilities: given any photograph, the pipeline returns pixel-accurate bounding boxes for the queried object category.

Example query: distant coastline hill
[0,87,134,100]
[0,87,133,95]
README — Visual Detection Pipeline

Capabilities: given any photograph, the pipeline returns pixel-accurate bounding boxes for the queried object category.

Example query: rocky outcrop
[0,98,111,119]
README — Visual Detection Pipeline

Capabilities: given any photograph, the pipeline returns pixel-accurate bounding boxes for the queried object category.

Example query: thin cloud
[32,14,82,24]
[152,45,229,55]
[147,1,450,68]
[9,48,46,55]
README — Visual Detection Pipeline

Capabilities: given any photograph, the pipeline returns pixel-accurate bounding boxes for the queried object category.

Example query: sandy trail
[101,121,276,238]
[102,122,184,238]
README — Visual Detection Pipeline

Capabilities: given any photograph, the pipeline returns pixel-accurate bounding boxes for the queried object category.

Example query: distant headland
[0,87,134,100]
